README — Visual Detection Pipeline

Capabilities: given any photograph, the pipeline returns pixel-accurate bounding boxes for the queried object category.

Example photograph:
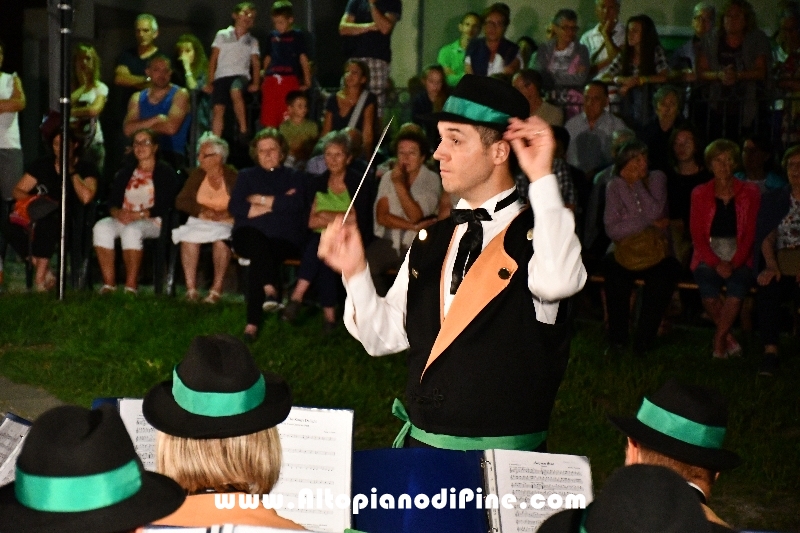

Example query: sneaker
[262,298,283,312]
[237,257,251,267]
[98,284,116,295]
[757,354,779,377]
[281,300,302,322]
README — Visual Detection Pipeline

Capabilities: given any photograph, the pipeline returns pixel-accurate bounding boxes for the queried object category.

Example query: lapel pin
[527,228,533,241]
[418,229,428,241]
[498,267,510,280]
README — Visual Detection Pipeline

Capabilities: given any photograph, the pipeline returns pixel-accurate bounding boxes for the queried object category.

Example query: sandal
[725,335,743,358]
[243,324,258,343]
[203,290,222,304]
[185,289,200,302]
[123,286,138,296]
[98,284,116,295]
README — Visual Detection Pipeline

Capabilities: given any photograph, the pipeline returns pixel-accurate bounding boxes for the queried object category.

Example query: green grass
[0,291,798,530]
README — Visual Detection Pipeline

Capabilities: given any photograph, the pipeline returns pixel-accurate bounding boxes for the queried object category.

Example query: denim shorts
[693,262,754,299]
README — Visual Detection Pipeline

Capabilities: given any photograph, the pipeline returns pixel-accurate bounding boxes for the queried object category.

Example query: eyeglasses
[133,140,154,147]
[199,152,220,159]
[559,25,579,32]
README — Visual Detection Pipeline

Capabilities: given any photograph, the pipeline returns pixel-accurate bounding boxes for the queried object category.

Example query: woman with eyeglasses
[92,128,178,294]
[464,3,521,77]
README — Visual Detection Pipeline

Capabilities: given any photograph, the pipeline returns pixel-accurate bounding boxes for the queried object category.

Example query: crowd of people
[0,0,798,363]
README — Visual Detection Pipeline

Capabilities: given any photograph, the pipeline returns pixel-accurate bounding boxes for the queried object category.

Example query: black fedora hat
[0,404,184,533]
[423,74,530,131]
[143,334,292,439]
[608,379,740,471]
[538,465,711,533]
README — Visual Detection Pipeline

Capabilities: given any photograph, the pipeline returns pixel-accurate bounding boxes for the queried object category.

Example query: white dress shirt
[342,174,587,356]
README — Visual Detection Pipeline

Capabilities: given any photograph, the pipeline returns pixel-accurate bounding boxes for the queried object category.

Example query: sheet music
[0,413,32,485]
[488,450,593,533]
[118,398,157,471]
[271,407,353,533]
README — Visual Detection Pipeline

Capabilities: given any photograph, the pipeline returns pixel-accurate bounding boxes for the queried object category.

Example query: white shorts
[93,216,162,251]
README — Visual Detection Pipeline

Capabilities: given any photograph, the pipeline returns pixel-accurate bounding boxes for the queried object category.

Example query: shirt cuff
[527,173,563,212]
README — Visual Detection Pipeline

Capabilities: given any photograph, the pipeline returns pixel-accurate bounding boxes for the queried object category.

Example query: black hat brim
[536,509,582,533]
[418,111,510,131]
[609,415,740,471]
[0,470,185,533]
[142,370,292,439]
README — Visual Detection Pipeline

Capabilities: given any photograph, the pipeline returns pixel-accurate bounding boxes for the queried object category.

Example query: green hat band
[172,366,266,417]
[442,96,511,125]
[636,398,726,449]
[15,459,142,512]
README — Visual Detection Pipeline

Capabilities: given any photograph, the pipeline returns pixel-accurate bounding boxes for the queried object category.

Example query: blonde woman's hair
[156,427,282,494]
[704,138,741,169]
[72,43,101,89]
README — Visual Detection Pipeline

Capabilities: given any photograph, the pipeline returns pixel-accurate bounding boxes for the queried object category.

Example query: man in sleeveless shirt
[124,55,191,174]
[319,75,586,452]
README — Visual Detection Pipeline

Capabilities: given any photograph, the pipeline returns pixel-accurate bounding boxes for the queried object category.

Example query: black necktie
[449,191,519,295]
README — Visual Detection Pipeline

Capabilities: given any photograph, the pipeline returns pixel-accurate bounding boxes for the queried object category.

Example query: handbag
[614,226,669,271]
[9,195,59,228]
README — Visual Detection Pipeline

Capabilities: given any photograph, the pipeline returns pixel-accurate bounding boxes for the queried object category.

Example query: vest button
[527,228,533,241]
[498,267,510,280]
[411,268,419,278]
[418,229,428,241]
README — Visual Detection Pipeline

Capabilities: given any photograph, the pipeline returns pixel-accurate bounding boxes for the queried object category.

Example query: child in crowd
[260,1,312,128]
[206,2,261,141]
[279,90,319,169]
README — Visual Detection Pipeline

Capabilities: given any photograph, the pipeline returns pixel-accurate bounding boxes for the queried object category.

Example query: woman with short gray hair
[172,132,238,303]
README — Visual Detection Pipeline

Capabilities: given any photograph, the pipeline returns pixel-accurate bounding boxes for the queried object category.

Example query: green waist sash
[391,399,547,451]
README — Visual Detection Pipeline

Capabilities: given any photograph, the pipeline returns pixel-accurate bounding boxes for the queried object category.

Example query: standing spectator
[604,141,679,355]
[71,43,108,174]
[321,60,377,155]
[93,129,179,295]
[736,133,786,193]
[601,15,669,129]
[437,12,481,87]
[512,70,563,126]
[464,3,520,78]
[123,56,191,173]
[773,4,800,149]
[641,85,686,174]
[581,0,625,77]
[533,9,590,120]
[671,3,716,74]
[696,0,771,140]
[206,2,261,141]
[690,139,760,359]
[411,65,448,143]
[367,128,440,295]
[260,1,312,128]
[338,0,402,119]
[172,34,210,135]
[0,40,25,288]
[667,125,711,267]
[279,90,319,169]
[228,129,309,341]
[565,81,627,177]
[754,145,800,376]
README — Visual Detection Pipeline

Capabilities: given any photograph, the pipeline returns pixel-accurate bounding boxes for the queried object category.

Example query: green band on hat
[442,96,511,125]
[172,366,266,417]
[391,399,546,451]
[636,398,726,449]
[15,459,142,512]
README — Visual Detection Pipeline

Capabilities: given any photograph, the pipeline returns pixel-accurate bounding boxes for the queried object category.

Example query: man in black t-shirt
[338,0,402,119]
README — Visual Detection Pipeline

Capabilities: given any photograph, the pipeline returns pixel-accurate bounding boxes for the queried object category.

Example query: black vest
[405,210,573,437]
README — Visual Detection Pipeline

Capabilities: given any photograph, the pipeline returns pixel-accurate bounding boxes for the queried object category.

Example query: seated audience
[143,334,303,529]
[539,464,712,533]
[736,133,787,193]
[773,4,800,148]
[282,132,374,330]
[600,14,669,128]
[437,12,482,87]
[609,379,740,529]
[321,60,376,155]
[641,85,686,174]
[753,145,800,376]
[412,65,448,143]
[172,133,237,304]
[670,3,716,75]
[279,90,319,169]
[367,127,441,295]
[690,139,760,359]
[93,129,178,295]
[604,140,679,355]
[532,9,590,119]
[306,127,365,176]
[512,69,564,126]
[580,0,625,77]
[667,125,712,267]
[565,81,627,178]
[9,130,97,291]
[696,0,770,140]
[229,128,309,341]
[70,43,108,174]
[0,404,185,533]
[464,3,520,77]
